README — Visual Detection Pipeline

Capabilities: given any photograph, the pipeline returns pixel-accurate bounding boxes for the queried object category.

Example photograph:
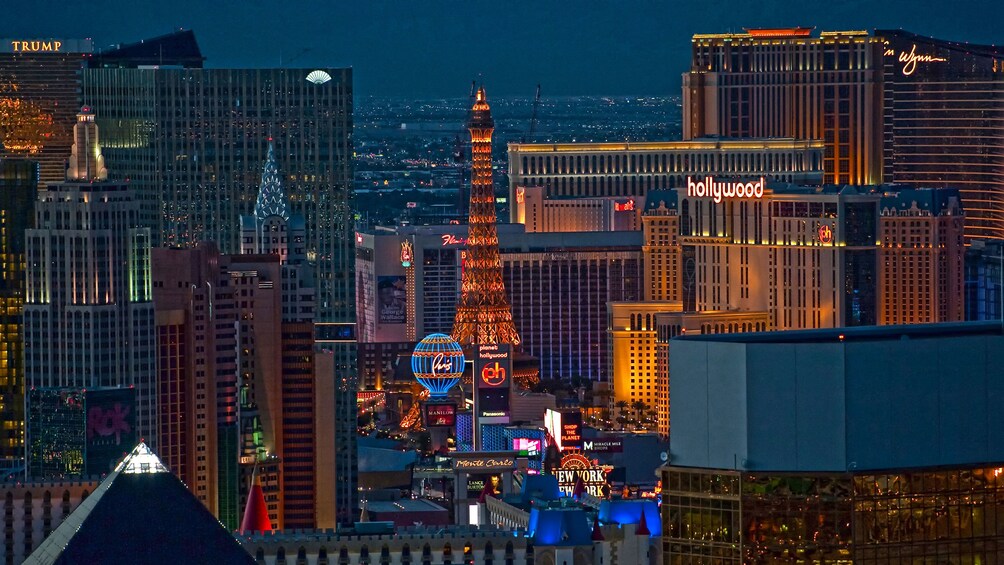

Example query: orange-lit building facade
[608,301,682,410]
[684,29,885,187]
[879,188,965,325]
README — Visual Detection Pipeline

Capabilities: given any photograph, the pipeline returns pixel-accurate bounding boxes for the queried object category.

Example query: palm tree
[614,400,629,430]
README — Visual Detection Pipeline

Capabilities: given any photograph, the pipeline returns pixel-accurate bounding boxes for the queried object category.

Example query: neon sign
[516,187,525,204]
[614,199,635,212]
[454,457,516,471]
[441,234,467,246]
[9,40,62,53]
[885,44,947,76]
[817,224,833,244]
[432,353,454,374]
[481,362,507,387]
[687,176,765,203]
[400,239,413,267]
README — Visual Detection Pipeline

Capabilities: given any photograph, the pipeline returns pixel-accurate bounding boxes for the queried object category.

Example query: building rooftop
[509,138,824,152]
[89,30,204,68]
[365,498,447,514]
[674,320,1003,345]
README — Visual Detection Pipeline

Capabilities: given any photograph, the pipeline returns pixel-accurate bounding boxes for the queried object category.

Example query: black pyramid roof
[24,443,254,565]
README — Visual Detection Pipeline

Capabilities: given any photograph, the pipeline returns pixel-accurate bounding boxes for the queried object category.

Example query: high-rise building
[452,87,520,347]
[82,31,354,324]
[0,158,37,462]
[684,29,885,187]
[507,139,824,223]
[879,188,965,324]
[232,144,321,530]
[152,242,238,522]
[684,28,1004,239]
[680,180,881,330]
[662,321,1004,563]
[0,38,93,189]
[24,107,156,442]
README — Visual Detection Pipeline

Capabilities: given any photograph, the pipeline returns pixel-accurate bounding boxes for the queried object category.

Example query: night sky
[4,0,1004,97]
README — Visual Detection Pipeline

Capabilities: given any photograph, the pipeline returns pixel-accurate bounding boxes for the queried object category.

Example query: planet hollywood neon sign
[687,176,765,204]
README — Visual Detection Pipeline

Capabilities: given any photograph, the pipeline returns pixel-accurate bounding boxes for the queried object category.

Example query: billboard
[475,343,512,420]
[582,438,623,453]
[544,408,583,451]
[425,402,456,427]
[85,388,137,475]
[513,438,542,458]
[377,276,407,324]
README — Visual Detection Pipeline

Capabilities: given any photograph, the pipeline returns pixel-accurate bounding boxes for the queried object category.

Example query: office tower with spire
[451,87,520,347]
[233,142,320,530]
[24,107,156,447]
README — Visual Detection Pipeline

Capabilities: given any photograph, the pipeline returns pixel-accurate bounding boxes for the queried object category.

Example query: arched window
[401,544,411,565]
[255,548,266,565]
[276,546,286,565]
[61,490,71,518]
[297,546,307,565]
[484,542,494,565]
[380,545,391,565]
[442,543,452,565]
[422,543,432,565]
[318,548,329,565]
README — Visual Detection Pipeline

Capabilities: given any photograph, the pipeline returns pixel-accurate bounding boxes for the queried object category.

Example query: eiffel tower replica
[451,86,522,347]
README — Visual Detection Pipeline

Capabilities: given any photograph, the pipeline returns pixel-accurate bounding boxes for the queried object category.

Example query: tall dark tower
[451,86,520,346]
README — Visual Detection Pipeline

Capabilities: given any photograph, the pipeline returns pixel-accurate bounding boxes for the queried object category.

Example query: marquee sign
[441,234,468,247]
[556,453,612,498]
[453,452,518,472]
[687,176,765,203]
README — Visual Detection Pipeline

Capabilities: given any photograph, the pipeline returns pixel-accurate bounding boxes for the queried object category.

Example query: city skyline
[2,0,1003,97]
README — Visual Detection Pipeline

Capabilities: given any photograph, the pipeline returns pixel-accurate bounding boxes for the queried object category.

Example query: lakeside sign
[687,176,765,203]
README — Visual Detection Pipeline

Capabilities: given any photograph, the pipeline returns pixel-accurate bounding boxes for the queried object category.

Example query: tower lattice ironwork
[451,86,521,346]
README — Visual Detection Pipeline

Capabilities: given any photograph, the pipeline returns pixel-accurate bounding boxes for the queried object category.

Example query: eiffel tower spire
[451,86,521,346]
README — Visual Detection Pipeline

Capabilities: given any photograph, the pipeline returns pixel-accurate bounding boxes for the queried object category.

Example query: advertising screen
[425,403,456,427]
[85,388,137,475]
[377,276,407,324]
[475,343,512,420]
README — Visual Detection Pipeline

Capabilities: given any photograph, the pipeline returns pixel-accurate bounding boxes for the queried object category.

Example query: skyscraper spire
[254,142,290,222]
[451,86,521,346]
[66,106,108,182]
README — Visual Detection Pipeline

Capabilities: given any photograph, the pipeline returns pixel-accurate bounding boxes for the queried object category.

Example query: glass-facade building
[81,64,354,323]
[664,466,1004,564]
[0,159,37,462]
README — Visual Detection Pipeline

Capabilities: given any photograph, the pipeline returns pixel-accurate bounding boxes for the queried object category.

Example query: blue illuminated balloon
[411,333,465,398]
